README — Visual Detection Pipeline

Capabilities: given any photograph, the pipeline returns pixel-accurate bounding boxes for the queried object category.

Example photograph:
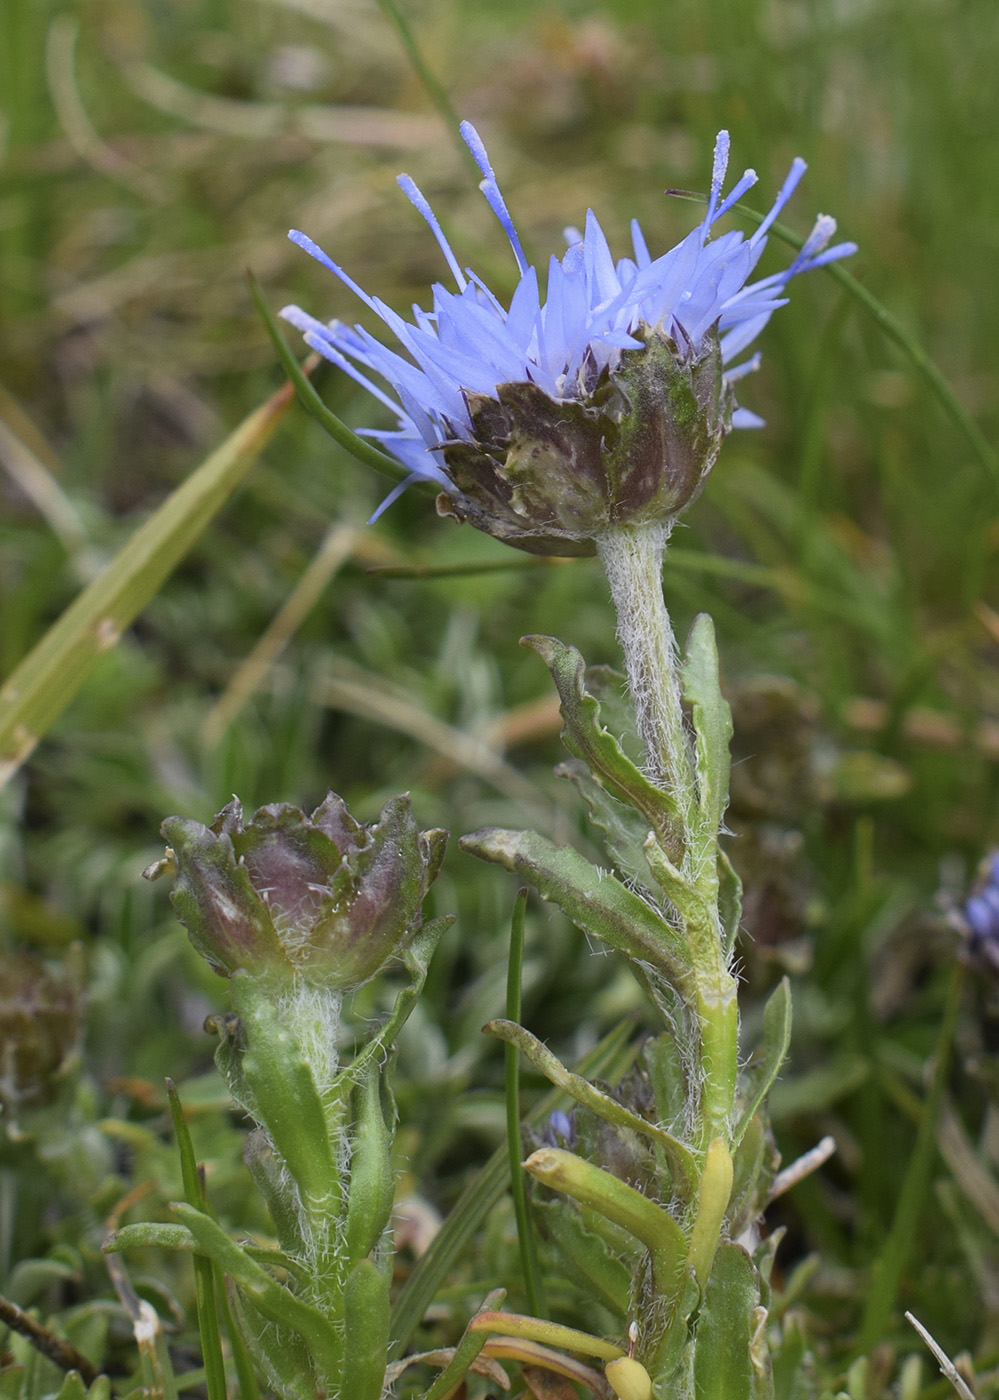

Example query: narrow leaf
[247,272,407,483]
[103,1223,196,1254]
[339,915,451,1092]
[460,827,694,993]
[681,614,733,848]
[717,850,744,961]
[557,758,661,899]
[0,377,296,787]
[486,1017,697,1195]
[733,979,793,1148]
[165,1079,227,1400]
[523,635,683,858]
[421,1290,507,1400]
[691,1242,764,1400]
[170,1204,342,1381]
[504,889,545,1318]
[533,1199,632,1318]
[342,1260,391,1400]
[389,1019,636,1355]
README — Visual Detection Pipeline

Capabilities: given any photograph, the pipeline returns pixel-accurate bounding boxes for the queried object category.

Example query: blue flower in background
[963,852,999,972]
[283,125,855,553]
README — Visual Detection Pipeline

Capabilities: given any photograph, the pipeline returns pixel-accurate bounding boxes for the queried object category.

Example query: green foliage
[2,0,998,1393]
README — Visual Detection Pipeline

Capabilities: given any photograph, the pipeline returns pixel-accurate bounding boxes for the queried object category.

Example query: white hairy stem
[596,522,695,814]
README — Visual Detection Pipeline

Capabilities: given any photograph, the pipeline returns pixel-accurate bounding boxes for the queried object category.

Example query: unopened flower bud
[145,792,447,990]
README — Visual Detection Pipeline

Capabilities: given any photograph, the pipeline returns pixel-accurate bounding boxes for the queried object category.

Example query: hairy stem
[596,523,695,818]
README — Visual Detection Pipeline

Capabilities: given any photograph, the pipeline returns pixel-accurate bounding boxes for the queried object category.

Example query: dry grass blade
[201,522,361,745]
[309,664,549,810]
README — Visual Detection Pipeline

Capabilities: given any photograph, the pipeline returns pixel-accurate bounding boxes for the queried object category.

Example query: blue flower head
[283,125,855,555]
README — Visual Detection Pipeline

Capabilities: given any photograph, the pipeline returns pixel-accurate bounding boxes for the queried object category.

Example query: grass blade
[0,377,296,788]
[504,887,545,1318]
[166,1080,228,1400]
[247,271,408,483]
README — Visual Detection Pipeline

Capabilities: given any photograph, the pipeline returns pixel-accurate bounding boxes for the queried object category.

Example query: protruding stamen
[751,156,808,243]
[460,120,530,276]
[397,174,467,290]
[288,230,380,314]
[702,129,731,238]
[712,167,759,223]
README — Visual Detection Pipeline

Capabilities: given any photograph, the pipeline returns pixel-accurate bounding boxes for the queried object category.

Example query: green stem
[596,524,695,817]
[693,974,740,1148]
[597,523,739,1146]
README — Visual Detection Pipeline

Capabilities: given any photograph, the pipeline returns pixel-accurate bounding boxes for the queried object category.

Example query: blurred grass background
[2,0,999,1391]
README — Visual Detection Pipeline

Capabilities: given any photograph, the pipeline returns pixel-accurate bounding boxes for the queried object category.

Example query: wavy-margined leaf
[0,377,297,788]
[523,634,683,860]
[681,614,733,853]
[557,758,660,898]
[460,826,694,992]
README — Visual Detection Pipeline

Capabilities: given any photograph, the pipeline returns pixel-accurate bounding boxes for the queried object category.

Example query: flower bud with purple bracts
[144,792,447,991]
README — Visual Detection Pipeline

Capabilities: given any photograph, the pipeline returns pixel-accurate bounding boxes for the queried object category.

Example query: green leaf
[557,758,661,899]
[733,980,793,1148]
[459,827,694,993]
[523,635,683,859]
[504,887,545,1319]
[644,1029,689,1136]
[681,614,733,851]
[247,272,407,484]
[534,1198,632,1319]
[341,1260,390,1400]
[524,1148,685,1296]
[226,1292,315,1400]
[103,1223,196,1254]
[242,1129,305,1256]
[717,850,744,962]
[389,1019,637,1356]
[691,1242,767,1400]
[344,1062,396,1267]
[52,1374,88,1400]
[165,1079,227,1400]
[772,1312,807,1400]
[339,916,450,1092]
[419,1289,507,1400]
[728,1114,773,1239]
[170,1204,342,1384]
[485,1017,698,1196]
[0,377,295,788]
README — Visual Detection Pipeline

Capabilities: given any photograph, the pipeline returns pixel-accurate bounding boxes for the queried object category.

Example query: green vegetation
[2,0,998,1394]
